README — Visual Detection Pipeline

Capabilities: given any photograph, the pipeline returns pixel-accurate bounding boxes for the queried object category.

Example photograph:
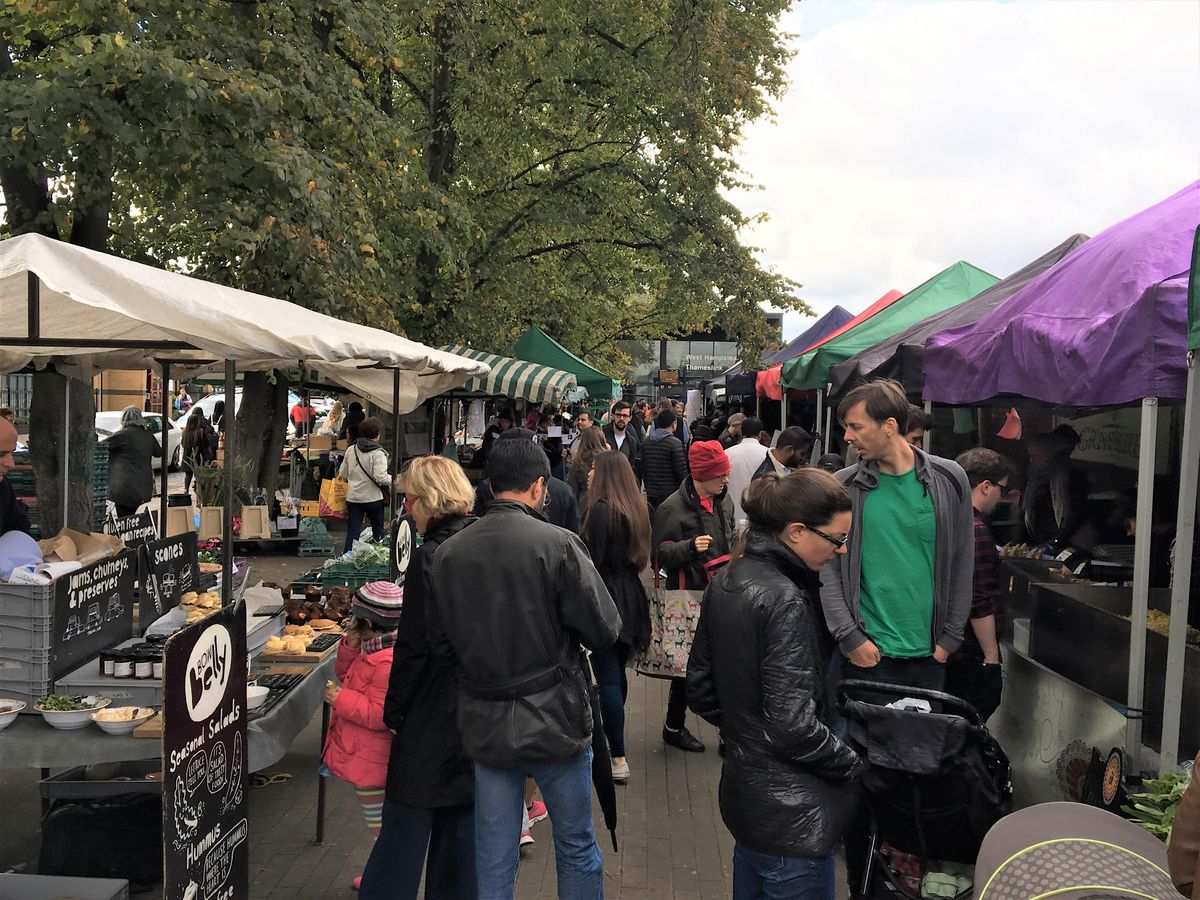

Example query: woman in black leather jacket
[687,470,865,900]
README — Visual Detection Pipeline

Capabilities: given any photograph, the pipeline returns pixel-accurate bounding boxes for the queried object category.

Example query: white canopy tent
[0,233,488,409]
[0,233,489,597]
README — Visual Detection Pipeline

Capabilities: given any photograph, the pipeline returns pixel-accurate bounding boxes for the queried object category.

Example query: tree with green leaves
[3,0,804,527]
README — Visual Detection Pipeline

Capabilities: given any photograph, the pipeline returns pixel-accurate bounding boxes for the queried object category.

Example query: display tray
[258,631,341,664]
[247,669,307,721]
[39,758,163,799]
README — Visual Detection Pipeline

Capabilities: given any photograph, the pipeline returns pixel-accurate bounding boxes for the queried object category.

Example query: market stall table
[0,655,333,773]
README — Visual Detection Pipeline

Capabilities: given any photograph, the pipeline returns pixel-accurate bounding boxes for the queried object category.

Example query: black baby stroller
[839,679,1013,900]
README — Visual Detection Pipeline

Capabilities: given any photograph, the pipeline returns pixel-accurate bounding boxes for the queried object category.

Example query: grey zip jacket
[820,448,974,656]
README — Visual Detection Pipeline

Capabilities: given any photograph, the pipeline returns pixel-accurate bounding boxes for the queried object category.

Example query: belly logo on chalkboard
[185,624,232,723]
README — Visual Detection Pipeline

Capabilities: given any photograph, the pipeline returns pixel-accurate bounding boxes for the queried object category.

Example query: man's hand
[847,640,881,668]
[693,534,713,554]
[933,645,950,663]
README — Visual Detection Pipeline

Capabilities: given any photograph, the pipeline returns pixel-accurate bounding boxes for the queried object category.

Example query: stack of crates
[91,442,109,530]
[8,444,110,538]
[0,582,55,708]
[298,516,335,557]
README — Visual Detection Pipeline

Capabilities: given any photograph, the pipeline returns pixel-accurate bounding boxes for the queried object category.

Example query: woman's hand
[324,682,342,705]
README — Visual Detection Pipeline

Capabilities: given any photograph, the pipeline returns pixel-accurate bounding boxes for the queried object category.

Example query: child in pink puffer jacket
[321,582,403,892]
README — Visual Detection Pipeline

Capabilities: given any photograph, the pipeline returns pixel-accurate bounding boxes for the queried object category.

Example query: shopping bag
[318,477,349,519]
[633,571,704,679]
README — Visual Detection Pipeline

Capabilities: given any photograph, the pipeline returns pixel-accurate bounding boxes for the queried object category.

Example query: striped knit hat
[352,581,404,626]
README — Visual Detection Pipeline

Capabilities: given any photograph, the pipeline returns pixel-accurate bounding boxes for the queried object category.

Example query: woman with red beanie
[650,440,735,752]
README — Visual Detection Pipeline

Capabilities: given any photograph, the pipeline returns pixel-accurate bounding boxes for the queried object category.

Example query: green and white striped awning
[440,345,577,404]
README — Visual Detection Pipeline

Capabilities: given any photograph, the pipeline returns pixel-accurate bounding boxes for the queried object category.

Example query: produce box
[321,562,390,592]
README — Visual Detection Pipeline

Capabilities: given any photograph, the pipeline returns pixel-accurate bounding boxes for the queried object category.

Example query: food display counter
[995,558,1199,805]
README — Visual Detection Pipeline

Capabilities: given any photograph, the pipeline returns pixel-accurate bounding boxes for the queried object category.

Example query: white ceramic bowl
[247,685,270,710]
[90,707,156,736]
[36,697,112,730]
[0,700,26,730]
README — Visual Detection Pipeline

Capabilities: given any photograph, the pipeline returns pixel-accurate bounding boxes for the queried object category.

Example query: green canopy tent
[510,327,620,401]
[780,261,999,392]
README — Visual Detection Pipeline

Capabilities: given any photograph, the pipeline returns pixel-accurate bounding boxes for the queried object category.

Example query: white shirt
[726,439,770,526]
[612,431,626,450]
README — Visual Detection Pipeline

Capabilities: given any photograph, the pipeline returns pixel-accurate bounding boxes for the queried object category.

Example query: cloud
[731,0,1200,340]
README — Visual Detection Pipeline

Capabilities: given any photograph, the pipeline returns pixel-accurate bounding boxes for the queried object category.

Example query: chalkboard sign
[53,550,136,677]
[107,511,158,548]
[163,603,248,900]
[140,533,199,626]
[390,515,415,584]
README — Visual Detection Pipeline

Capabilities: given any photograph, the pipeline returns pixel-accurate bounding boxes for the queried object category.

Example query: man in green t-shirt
[820,379,974,692]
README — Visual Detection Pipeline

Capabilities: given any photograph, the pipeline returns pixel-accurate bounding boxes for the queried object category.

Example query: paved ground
[0,546,846,898]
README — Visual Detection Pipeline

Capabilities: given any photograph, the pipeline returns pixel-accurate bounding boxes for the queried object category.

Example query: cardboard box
[165,505,196,537]
[335,439,349,452]
[198,506,224,541]
[298,500,321,518]
[306,435,336,450]
[239,505,271,540]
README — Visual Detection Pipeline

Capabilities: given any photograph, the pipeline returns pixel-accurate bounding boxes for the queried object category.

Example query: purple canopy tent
[924,181,1200,774]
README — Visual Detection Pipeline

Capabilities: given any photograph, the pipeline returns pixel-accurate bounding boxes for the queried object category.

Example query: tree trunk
[416,10,458,309]
[29,369,95,535]
[232,370,290,506]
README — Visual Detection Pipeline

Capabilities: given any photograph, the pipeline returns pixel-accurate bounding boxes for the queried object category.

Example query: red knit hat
[688,440,730,481]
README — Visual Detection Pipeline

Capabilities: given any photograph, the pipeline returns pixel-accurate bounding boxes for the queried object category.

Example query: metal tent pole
[62,376,70,526]
[222,359,236,606]
[814,389,824,448]
[391,369,401,515]
[923,400,933,454]
[159,362,170,531]
[1127,396,1159,771]
[1162,358,1199,774]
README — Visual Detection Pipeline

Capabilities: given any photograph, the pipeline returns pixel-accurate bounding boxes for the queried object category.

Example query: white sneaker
[611,761,630,783]
[520,830,535,849]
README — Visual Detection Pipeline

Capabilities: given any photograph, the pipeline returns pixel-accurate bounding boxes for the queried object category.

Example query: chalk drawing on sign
[105,595,125,622]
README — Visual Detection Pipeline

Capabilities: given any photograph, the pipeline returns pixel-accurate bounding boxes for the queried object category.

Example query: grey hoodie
[820,447,974,656]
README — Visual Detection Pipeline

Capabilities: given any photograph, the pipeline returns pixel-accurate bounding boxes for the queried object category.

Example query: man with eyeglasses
[820,379,974,694]
[603,400,642,485]
[945,448,1018,722]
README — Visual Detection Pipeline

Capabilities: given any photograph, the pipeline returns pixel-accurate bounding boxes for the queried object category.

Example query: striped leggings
[354,786,386,837]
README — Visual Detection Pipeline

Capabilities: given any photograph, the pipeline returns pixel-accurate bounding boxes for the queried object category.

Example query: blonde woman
[318,400,345,436]
[360,456,477,899]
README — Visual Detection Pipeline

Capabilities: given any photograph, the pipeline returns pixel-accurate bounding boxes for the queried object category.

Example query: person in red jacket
[322,581,404,892]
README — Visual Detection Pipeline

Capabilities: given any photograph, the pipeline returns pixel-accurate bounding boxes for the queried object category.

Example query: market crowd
[320,378,1031,900]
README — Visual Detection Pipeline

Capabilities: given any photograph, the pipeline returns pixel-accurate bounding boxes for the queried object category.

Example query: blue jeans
[733,843,835,900]
[474,748,603,900]
[358,799,476,900]
[590,642,630,758]
[344,498,386,552]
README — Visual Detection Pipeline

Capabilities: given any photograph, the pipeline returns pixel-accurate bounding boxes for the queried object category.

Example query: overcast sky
[729,0,1200,341]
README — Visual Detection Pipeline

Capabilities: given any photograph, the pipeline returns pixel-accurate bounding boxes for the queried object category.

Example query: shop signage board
[390,515,416,584]
[107,511,158,548]
[140,533,200,626]
[658,369,680,384]
[53,550,135,676]
[163,603,248,900]
[1059,408,1171,472]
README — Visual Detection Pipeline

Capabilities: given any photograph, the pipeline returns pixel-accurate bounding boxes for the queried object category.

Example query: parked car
[95,411,182,471]
[192,390,334,438]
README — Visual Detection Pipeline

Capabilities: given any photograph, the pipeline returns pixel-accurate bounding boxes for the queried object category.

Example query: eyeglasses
[805,524,848,549]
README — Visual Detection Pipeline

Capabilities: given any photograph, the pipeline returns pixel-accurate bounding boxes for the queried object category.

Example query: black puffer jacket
[687,530,864,857]
[652,478,734,590]
[640,430,688,505]
[431,500,619,768]
[383,515,475,808]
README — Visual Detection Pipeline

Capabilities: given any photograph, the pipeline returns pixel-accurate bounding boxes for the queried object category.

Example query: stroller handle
[837,678,986,728]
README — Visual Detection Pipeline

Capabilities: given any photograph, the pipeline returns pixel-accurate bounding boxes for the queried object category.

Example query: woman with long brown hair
[582,450,651,783]
[569,426,609,505]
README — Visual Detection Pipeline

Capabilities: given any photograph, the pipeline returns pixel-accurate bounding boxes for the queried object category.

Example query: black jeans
[944,655,1003,722]
[842,654,946,693]
[344,499,386,552]
[359,799,476,900]
[666,677,688,730]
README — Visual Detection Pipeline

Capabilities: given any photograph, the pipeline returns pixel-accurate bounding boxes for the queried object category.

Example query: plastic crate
[0,613,53,653]
[0,873,130,900]
[321,562,390,591]
[0,649,55,709]
[40,759,162,800]
[0,580,55,615]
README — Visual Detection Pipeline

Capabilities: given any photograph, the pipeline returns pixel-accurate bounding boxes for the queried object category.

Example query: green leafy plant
[1123,770,1191,841]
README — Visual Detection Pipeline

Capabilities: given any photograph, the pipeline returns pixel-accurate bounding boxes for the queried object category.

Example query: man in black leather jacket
[431,438,619,898]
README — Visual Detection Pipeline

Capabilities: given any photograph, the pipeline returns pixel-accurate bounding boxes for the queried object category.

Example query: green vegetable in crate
[348,542,389,568]
[1123,770,1191,841]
